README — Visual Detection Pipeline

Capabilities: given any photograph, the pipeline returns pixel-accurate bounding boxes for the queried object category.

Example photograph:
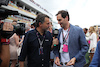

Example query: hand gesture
[66,57,76,66]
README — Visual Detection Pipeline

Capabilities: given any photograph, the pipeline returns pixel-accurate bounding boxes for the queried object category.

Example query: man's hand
[91,48,95,52]
[66,57,76,66]
[51,37,59,49]
[3,22,13,31]
[1,22,14,39]
[19,61,24,67]
[53,37,59,45]
[55,57,62,66]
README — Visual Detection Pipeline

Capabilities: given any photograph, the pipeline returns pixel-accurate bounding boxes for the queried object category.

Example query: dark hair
[31,23,36,28]
[56,10,70,21]
[35,13,49,27]
[84,28,88,32]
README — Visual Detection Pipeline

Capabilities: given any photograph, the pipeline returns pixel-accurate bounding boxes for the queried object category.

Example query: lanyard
[36,32,45,48]
[62,28,70,44]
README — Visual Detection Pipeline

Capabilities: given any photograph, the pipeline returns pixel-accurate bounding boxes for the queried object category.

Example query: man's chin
[44,28,48,31]
[60,25,62,27]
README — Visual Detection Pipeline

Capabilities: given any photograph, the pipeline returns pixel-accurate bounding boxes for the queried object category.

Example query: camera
[0,0,25,37]
[0,0,9,6]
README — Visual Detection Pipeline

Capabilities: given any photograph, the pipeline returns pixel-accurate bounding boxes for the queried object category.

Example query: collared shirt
[19,29,53,67]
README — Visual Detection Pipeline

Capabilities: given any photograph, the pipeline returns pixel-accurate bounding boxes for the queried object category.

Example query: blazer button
[42,64,44,66]
[42,59,44,61]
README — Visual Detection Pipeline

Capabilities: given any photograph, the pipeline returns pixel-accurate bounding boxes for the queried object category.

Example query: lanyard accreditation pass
[62,27,70,44]
[60,28,70,53]
[36,32,45,55]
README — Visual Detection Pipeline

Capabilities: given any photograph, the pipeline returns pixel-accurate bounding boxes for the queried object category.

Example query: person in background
[86,26,97,62]
[25,23,31,33]
[54,10,89,67]
[48,22,53,34]
[9,21,23,67]
[98,28,100,41]
[30,23,36,30]
[83,28,88,35]
[9,33,23,67]
[12,20,17,26]
[24,23,31,67]
[83,28,90,67]
[48,22,55,67]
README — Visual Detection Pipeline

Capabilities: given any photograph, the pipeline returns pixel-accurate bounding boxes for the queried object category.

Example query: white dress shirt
[59,29,74,67]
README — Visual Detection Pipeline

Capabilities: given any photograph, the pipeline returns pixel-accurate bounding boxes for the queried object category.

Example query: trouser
[89,53,94,62]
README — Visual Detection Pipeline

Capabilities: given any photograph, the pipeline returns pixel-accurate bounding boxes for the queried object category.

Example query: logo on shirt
[45,39,49,41]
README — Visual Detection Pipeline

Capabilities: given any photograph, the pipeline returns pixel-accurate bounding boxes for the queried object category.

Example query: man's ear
[39,22,42,27]
[65,16,68,21]
[66,16,68,19]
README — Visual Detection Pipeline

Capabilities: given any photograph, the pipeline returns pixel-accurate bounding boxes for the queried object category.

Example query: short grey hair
[25,23,30,30]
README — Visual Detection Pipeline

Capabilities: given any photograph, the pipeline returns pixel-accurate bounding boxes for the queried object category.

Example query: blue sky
[34,0,100,29]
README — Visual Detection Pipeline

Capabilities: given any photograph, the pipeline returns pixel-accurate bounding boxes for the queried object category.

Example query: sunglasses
[60,62,68,66]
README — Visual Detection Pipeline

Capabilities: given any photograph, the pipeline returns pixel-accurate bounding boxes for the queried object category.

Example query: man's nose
[48,24,50,28]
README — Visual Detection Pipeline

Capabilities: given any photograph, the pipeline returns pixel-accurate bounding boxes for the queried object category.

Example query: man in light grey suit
[54,10,89,67]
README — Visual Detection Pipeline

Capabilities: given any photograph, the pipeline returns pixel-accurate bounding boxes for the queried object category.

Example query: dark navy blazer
[89,41,100,67]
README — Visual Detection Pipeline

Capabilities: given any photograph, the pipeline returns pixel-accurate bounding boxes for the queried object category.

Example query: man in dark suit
[54,10,89,67]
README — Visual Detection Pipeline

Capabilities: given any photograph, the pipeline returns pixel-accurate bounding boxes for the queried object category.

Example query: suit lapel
[58,28,62,40]
[68,24,74,45]
[58,24,74,46]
